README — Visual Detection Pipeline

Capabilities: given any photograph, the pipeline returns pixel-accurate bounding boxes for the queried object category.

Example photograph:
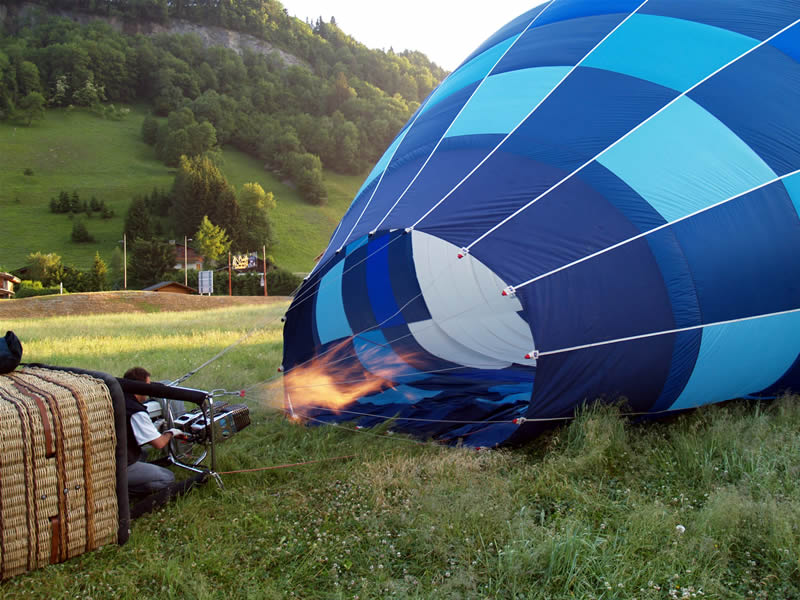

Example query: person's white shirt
[130,411,162,446]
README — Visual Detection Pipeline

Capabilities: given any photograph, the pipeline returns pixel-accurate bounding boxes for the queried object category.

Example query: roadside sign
[198,270,214,295]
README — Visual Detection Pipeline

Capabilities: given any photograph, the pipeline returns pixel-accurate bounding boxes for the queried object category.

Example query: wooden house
[142,282,197,295]
[0,272,21,299]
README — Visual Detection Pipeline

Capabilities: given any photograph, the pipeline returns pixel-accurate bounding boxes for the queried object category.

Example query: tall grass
[2,308,799,599]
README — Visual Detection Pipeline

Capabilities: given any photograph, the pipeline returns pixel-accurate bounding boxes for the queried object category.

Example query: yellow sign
[232,254,249,270]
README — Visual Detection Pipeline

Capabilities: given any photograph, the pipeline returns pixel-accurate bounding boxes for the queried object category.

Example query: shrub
[71,220,95,243]
[23,167,33,176]
[266,268,303,296]
[15,281,62,298]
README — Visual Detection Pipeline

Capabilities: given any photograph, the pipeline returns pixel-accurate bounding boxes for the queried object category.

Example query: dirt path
[0,291,290,319]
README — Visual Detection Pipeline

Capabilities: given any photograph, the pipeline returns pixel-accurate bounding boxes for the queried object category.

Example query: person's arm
[129,412,184,449]
[148,430,174,449]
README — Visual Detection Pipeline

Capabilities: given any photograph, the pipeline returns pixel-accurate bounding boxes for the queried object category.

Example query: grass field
[1,304,799,599]
[0,107,362,273]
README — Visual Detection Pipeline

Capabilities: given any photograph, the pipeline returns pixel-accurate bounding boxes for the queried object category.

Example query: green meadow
[0,108,361,273]
[1,307,799,599]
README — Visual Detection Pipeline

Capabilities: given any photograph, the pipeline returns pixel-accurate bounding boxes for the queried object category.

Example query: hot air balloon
[281,0,800,447]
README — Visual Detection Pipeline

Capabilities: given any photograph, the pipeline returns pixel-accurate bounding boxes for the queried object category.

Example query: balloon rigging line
[287,0,626,321]
[216,454,356,475]
[286,230,408,314]
[335,117,418,252]
[245,251,488,392]
[278,395,762,429]
[325,49,469,258]
[290,405,532,425]
[369,1,557,235]
[298,411,436,445]
[535,305,800,359]
[171,308,286,386]
[291,2,558,312]
[409,0,653,232]
[311,220,343,279]
[463,16,800,254]
[510,167,800,291]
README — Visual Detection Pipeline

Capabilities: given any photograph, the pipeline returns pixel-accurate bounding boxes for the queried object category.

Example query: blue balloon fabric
[282,0,800,447]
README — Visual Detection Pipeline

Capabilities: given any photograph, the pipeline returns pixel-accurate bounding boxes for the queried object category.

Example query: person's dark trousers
[130,471,209,519]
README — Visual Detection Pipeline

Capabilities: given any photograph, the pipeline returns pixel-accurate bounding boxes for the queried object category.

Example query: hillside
[0,1,446,279]
[0,107,362,272]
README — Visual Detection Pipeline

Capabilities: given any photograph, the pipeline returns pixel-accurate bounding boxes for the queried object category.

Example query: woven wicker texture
[0,367,118,580]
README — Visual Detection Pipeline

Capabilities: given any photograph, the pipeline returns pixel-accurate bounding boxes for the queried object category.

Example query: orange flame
[282,338,421,416]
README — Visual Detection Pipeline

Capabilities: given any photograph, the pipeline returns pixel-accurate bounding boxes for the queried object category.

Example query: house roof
[0,272,21,284]
[142,281,197,293]
[174,244,204,263]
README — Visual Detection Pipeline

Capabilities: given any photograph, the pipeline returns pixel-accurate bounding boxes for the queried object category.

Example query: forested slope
[0,0,446,204]
[0,0,446,288]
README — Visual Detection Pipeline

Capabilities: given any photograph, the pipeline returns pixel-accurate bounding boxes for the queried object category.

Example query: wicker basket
[0,367,118,580]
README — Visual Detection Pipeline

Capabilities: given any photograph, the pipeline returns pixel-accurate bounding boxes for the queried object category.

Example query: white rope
[530,306,800,359]
[171,311,285,385]
[511,167,800,291]
[335,124,414,252]
[411,0,653,232]
[309,220,343,278]
[321,61,458,259]
[328,5,527,256]
[464,16,800,253]
[287,231,406,314]
[371,0,557,235]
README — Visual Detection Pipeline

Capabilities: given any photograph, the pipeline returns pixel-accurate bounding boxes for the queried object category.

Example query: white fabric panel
[411,230,535,369]
[408,320,512,369]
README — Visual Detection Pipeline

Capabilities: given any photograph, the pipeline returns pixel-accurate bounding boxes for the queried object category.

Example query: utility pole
[228,252,232,296]
[123,234,127,290]
[263,245,268,297]
[184,236,192,287]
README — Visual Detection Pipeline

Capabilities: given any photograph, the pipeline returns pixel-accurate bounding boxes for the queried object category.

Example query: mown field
[0,107,360,273]
[1,300,799,600]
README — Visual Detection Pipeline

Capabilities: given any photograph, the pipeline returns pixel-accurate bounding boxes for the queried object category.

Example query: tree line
[0,2,446,203]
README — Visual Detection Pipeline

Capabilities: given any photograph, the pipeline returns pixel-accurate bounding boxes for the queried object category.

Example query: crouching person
[123,366,179,495]
[123,366,207,518]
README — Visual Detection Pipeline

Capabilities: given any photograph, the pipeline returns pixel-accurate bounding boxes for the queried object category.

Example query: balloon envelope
[282,0,800,446]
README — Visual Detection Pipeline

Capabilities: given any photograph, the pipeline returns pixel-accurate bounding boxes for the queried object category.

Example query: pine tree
[171,155,240,243]
[90,252,108,291]
[124,195,153,241]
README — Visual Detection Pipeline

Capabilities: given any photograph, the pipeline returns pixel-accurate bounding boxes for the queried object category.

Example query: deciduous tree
[237,182,275,251]
[17,92,45,125]
[194,216,231,268]
[26,252,64,286]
